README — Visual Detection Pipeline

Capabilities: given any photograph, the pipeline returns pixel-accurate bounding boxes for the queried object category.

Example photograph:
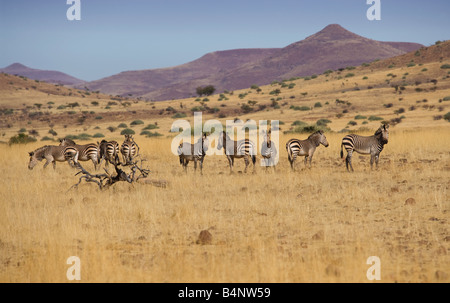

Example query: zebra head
[318,130,329,147]
[202,133,209,153]
[310,130,329,147]
[375,124,389,144]
[217,131,227,150]
[60,138,76,146]
[28,151,38,170]
[124,134,134,142]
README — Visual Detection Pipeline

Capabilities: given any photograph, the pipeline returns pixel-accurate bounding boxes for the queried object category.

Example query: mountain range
[0,63,84,86]
[1,24,423,101]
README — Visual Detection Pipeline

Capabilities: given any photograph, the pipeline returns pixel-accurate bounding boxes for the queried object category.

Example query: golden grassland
[0,128,448,282]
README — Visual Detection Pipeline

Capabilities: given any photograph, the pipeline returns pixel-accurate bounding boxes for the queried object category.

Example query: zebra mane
[32,145,51,159]
[308,130,323,139]
[62,138,77,145]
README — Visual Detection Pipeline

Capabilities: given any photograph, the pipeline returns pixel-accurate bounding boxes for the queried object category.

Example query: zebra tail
[252,154,256,165]
[340,143,344,159]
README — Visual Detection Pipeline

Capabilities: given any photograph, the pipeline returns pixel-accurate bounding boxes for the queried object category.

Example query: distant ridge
[0,63,85,86]
[84,24,423,100]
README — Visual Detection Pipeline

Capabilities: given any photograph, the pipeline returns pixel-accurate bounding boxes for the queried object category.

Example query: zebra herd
[177,124,390,173]
[28,134,139,170]
[27,124,390,173]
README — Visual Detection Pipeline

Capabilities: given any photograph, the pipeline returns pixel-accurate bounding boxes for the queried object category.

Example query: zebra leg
[346,150,354,172]
[370,154,375,170]
[375,154,380,169]
[304,156,308,168]
[309,155,313,168]
[194,159,197,172]
[227,156,233,173]
[200,159,203,175]
[52,160,56,169]
[244,155,250,173]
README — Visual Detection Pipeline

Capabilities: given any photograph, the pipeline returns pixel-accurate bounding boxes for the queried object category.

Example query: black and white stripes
[340,124,389,171]
[120,134,139,165]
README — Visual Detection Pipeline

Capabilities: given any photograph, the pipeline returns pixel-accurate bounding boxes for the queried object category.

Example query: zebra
[217,131,256,173]
[59,138,100,169]
[260,129,278,170]
[120,134,139,165]
[286,130,329,170]
[340,124,389,171]
[177,133,209,174]
[28,145,78,170]
[98,140,120,167]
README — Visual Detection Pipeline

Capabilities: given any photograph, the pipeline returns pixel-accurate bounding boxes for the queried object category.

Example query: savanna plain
[0,42,449,282]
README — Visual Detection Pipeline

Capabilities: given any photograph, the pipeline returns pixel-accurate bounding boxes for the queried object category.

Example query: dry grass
[0,128,448,282]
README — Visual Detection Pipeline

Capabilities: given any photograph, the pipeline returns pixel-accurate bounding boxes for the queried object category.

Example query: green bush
[130,119,144,126]
[95,116,103,120]
[93,133,105,138]
[18,128,26,133]
[41,136,53,141]
[120,128,135,135]
[440,64,450,69]
[442,96,450,101]
[118,123,128,128]
[348,120,357,126]
[316,119,331,126]
[444,112,450,122]
[143,124,159,130]
[368,115,383,121]
[354,115,367,120]
[172,113,187,119]
[291,120,307,126]
[9,133,37,145]
[314,102,322,108]
[290,105,310,111]
[345,73,355,78]
[107,126,117,132]
[141,131,163,137]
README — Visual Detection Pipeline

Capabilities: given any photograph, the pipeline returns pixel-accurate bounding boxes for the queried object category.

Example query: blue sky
[0,0,449,81]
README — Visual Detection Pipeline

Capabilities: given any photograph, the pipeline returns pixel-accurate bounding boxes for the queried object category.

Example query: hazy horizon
[1,0,449,81]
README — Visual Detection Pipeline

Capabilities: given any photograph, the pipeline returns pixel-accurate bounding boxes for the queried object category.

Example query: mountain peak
[306,24,360,41]
[3,63,29,71]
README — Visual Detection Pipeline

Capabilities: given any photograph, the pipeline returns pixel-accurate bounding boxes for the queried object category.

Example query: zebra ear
[29,152,34,156]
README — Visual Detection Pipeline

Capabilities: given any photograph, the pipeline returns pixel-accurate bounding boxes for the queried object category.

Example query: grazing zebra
[28,145,78,170]
[286,130,329,170]
[260,129,278,170]
[177,133,209,174]
[98,140,120,167]
[217,131,256,173]
[59,138,100,169]
[120,134,139,165]
[340,124,389,171]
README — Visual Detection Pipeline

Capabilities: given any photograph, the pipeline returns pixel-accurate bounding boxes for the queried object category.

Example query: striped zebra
[286,130,329,170]
[98,140,120,167]
[28,145,78,170]
[340,124,389,171]
[59,138,100,169]
[177,133,209,174]
[260,129,278,170]
[120,134,139,165]
[217,131,256,173]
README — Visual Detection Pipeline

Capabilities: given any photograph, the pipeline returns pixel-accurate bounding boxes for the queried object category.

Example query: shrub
[9,133,37,145]
[141,131,163,137]
[345,73,355,78]
[348,121,357,126]
[368,115,383,121]
[118,123,128,128]
[95,116,103,120]
[120,128,135,135]
[91,101,99,106]
[18,128,26,133]
[172,113,187,119]
[354,115,367,120]
[41,136,53,141]
[57,105,66,110]
[290,105,310,111]
[107,126,117,132]
[314,102,322,108]
[442,96,450,101]
[444,112,450,122]
[143,124,159,130]
[291,120,307,126]
[316,119,331,126]
[93,133,105,138]
[48,129,57,136]
[440,64,450,69]
[130,119,144,126]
